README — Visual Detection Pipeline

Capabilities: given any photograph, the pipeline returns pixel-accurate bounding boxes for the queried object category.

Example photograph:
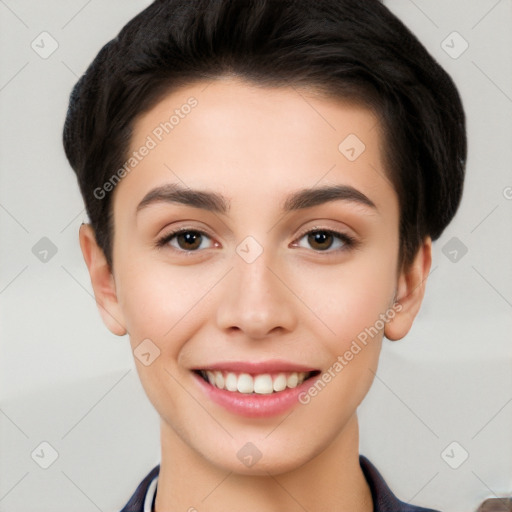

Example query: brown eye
[307,231,334,251]
[295,229,354,253]
[176,231,203,250]
[157,229,214,252]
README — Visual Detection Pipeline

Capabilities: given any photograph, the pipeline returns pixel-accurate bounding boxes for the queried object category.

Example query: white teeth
[225,372,238,392]
[214,371,224,388]
[253,374,274,394]
[287,373,299,388]
[273,373,287,392]
[202,370,309,394]
[237,373,253,393]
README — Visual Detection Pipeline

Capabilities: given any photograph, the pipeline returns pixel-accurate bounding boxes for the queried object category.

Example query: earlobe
[384,237,432,341]
[78,223,127,336]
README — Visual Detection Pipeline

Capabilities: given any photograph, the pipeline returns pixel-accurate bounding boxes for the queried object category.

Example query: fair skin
[79,77,431,512]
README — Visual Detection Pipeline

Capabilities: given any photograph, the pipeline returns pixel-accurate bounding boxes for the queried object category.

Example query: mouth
[191,360,322,417]
[193,369,321,395]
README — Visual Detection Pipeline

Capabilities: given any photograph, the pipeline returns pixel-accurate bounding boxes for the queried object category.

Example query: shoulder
[360,455,441,512]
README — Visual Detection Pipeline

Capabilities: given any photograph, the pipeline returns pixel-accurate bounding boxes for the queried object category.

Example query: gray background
[0,1,511,511]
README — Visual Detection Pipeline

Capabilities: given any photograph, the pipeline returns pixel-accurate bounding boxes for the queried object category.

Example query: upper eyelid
[294,224,354,240]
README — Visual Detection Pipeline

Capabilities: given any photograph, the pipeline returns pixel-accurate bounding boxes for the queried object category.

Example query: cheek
[116,262,213,417]
[118,260,219,343]
[293,259,392,420]
[290,253,397,349]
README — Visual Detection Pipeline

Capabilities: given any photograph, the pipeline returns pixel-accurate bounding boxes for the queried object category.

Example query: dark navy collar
[359,455,440,511]
[120,455,441,512]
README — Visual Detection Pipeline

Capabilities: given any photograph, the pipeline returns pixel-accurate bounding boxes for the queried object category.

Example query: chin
[197,434,323,477]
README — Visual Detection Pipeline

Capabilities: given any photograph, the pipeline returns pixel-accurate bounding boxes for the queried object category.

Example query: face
[83,77,428,476]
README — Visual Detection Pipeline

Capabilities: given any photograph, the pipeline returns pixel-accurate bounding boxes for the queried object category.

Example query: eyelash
[155,226,358,255]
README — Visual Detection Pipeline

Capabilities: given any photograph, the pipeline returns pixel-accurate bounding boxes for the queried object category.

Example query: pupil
[308,231,332,250]
[178,231,201,250]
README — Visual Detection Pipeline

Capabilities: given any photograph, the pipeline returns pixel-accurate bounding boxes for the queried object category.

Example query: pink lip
[194,359,318,374]
[192,364,319,419]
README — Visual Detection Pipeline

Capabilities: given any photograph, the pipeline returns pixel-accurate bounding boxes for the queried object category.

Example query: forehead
[112,77,396,219]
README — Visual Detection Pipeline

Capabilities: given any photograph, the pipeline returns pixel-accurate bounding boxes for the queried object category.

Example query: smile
[192,362,321,418]
[195,370,319,394]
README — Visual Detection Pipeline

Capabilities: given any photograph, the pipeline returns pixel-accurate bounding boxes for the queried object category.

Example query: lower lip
[192,372,313,418]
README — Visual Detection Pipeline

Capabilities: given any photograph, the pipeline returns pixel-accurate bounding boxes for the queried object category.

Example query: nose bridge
[215,241,297,337]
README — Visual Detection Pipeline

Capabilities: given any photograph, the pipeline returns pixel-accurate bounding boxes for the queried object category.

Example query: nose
[215,249,298,339]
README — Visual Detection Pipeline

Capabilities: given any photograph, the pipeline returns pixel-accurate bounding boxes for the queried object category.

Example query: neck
[155,414,373,512]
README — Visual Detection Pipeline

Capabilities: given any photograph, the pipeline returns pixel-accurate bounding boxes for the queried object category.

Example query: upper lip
[193,360,319,374]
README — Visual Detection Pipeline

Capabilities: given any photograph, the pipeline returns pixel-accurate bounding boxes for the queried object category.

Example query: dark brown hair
[63,0,466,271]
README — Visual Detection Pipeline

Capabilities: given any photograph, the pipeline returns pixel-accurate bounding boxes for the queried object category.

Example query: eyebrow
[135,182,377,215]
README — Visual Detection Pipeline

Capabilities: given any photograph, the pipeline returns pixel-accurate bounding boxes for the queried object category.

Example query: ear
[384,236,432,341]
[78,223,127,336]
